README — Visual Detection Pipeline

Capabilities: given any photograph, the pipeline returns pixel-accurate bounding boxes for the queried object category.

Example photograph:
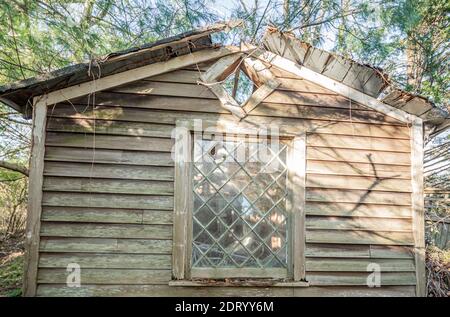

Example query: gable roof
[0,22,448,138]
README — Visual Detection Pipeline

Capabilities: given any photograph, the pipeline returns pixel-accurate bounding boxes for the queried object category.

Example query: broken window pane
[221,69,255,104]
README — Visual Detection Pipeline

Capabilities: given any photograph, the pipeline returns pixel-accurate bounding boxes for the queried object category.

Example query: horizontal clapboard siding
[307,272,416,286]
[305,244,414,259]
[306,258,415,272]
[44,162,173,180]
[45,147,173,166]
[35,284,416,297]
[42,192,173,209]
[38,253,171,269]
[40,222,172,239]
[40,237,172,254]
[43,177,173,195]
[38,269,172,284]
[41,207,172,224]
[36,65,416,296]
[306,230,414,245]
[48,115,410,139]
[46,132,173,152]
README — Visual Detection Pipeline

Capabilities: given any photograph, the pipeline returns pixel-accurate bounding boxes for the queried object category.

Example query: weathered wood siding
[36,60,416,296]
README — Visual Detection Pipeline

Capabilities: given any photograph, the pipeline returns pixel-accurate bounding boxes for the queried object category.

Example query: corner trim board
[23,96,48,296]
[410,118,426,297]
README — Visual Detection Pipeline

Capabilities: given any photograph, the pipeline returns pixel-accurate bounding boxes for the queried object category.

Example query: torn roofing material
[262,27,450,139]
[0,20,243,116]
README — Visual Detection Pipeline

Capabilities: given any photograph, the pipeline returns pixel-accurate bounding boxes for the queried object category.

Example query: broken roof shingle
[262,27,449,138]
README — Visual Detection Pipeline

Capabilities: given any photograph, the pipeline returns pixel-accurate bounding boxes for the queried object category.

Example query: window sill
[169,280,310,288]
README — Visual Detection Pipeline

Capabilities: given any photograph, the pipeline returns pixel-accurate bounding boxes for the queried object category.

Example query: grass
[0,251,23,297]
[0,234,24,297]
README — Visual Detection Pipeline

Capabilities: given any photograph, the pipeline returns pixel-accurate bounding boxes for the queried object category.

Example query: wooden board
[306,243,413,259]
[110,80,217,99]
[306,174,411,192]
[40,222,172,239]
[146,69,201,83]
[60,95,410,138]
[307,272,416,286]
[23,98,47,296]
[305,202,412,218]
[410,118,426,297]
[306,216,412,232]
[46,132,173,152]
[370,245,415,259]
[42,192,173,210]
[45,147,173,167]
[306,229,414,245]
[307,147,411,165]
[265,90,368,110]
[38,253,171,269]
[306,188,412,205]
[38,268,172,285]
[41,207,172,224]
[40,237,172,254]
[47,118,174,138]
[306,258,415,272]
[307,133,410,152]
[43,177,173,195]
[67,93,226,114]
[307,160,411,179]
[35,284,415,297]
[44,162,173,181]
[250,102,398,125]
[49,102,405,128]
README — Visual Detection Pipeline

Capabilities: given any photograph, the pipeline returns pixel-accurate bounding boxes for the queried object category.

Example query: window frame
[172,119,306,282]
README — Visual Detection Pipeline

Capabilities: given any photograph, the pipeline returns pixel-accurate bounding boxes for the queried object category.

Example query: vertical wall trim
[23,97,48,296]
[411,118,426,297]
[288,135,306,281]
[172,121,193,280]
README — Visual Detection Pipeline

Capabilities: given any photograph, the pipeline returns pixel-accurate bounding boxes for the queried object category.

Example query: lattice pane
[192,137,288,269]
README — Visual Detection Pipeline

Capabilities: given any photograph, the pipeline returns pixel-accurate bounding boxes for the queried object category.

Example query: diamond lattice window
[192,136,289,271]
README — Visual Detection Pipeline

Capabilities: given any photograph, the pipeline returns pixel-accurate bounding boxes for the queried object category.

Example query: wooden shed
[1,22,449,297]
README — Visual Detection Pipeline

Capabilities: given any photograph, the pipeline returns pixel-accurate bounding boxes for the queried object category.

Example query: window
[172,121,306,282]
[220,69,255,104]
[192,136,288,278]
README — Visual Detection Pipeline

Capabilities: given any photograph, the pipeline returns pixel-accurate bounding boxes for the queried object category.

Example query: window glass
[192,137,288,269]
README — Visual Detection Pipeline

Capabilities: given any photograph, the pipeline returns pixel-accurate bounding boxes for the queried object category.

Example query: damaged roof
[0,22,448,138]
[263,27,450,138]
[0,21,242,116]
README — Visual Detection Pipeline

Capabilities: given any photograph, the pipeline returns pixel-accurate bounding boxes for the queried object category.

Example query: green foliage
[0,0,218,84]
[336,0,449,107]
[0,252,23,297]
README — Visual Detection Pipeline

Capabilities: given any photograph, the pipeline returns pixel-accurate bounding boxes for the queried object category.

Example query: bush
[426,246,450,297]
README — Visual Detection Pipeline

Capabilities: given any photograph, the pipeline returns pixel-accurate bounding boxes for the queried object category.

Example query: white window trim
[171,119,306,282]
